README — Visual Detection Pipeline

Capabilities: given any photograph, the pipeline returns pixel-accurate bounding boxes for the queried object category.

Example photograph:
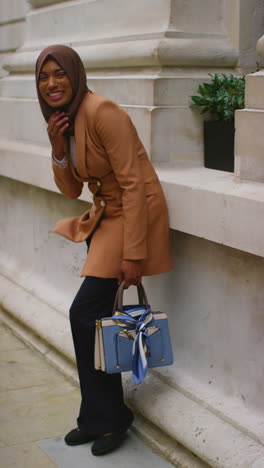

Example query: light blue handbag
[94,282,173,384]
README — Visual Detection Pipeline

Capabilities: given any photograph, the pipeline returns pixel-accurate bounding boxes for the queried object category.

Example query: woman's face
[38,59,73,108]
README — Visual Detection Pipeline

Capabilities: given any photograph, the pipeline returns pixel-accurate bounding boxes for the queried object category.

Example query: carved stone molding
[256,35,264,60]
[3,37,237,73]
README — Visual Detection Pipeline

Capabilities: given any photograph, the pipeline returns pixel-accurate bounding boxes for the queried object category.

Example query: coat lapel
[74,97,89,181]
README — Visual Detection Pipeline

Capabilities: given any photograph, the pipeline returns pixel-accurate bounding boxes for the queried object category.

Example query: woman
[35,44,173,456]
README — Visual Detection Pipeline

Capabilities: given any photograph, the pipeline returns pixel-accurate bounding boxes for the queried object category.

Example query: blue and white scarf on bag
[112,307,153,384]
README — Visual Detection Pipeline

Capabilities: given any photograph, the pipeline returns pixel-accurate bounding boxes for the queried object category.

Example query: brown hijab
[35,44,90,135]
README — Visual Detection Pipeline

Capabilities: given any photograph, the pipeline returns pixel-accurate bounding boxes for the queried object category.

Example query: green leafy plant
[191,73,245,121]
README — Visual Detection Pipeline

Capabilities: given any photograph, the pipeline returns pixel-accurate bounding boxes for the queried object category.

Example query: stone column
[235,34,264,183]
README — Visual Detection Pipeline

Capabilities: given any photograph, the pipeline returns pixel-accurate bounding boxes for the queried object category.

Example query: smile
[47,91,64,101]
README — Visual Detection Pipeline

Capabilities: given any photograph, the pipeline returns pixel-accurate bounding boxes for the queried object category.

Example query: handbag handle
[112,281,150,315]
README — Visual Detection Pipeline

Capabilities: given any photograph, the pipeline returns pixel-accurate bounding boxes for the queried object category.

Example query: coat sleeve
[94,100,147,260]
[52,157,83,200]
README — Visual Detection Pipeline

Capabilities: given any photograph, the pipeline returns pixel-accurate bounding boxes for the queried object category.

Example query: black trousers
[69,275,133,434]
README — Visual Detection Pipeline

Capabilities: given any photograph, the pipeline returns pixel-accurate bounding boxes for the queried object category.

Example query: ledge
[0,138,92,204]
[3,36,237,73]
[0,138,264,258]
[157,164,264,258]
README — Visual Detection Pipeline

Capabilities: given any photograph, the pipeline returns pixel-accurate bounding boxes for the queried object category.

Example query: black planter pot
[204,120,235,172]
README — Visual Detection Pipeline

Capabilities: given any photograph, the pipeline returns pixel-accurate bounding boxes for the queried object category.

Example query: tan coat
[52,92,173,278]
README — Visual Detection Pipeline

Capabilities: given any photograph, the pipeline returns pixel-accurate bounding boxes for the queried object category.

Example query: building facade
[1,1,264,466]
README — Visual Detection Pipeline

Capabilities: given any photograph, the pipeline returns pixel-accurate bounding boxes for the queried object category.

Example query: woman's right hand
[47,111,69,159]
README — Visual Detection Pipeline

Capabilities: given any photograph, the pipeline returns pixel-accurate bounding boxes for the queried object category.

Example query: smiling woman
[35,44,173,457]
[38,60,73,108]
[35,44,89,136]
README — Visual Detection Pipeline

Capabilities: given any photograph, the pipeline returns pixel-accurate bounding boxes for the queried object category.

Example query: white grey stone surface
[37,434,174,468]
[245,72,264,110]
[0,22,26,52]
[0,0,28,77]
[0,0,29,23]
[238,0,264,71]
[235,109,264,183]
[235,70,264,183]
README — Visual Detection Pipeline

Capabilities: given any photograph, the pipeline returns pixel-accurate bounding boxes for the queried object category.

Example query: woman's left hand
[118,260,142,288]
[48,111,69,158]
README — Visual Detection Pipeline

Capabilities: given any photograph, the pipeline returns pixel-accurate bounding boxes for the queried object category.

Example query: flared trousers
[69,275,133,434]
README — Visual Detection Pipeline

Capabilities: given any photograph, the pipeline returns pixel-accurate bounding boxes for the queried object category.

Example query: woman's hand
[118,260,142,288]
[47,111,69,159]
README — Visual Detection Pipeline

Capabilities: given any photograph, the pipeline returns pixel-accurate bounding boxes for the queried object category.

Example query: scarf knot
[112,307,153,384]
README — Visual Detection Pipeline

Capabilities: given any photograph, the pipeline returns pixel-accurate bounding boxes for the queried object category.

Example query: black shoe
[91,432,126,455]
[91,414,134,456]
[64,428,98,446]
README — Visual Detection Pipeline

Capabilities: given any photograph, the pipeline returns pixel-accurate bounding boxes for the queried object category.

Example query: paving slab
[0,383,80,446]
[0,324,27,352]
[1,442,57,468]
[0,347,68,391]
[37,432,174,468]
